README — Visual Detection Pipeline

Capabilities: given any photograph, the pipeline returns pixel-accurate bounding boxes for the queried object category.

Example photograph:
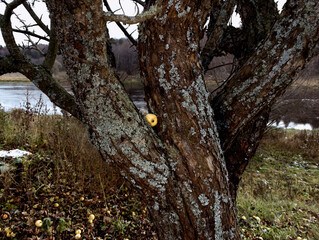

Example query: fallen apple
[145,114,158,127]
[253,215,261,222]
[75,229,81,235]
[88,214,95,221]
[35,220,43,228]
[54,203,59,207]
[75,233,81,239]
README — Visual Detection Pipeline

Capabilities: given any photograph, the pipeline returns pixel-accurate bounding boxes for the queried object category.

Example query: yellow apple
[75,233,81,239]
[75,229,81,235]
[145,114,158,127]
[253,216,261,222]
[35,220,43,228]
[88,214,95,221]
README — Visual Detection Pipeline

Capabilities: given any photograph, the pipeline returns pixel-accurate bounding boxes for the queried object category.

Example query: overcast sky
[0,0,286,46]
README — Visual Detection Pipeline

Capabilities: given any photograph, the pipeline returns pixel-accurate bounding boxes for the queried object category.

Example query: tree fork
[46,0,240,239]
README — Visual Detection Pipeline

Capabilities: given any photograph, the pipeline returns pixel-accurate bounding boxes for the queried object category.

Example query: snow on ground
[270,120,313,130]
[0,149,32,158]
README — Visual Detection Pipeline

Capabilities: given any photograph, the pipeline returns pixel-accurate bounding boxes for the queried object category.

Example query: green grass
[0,105,318,239]
[237,132,319,240]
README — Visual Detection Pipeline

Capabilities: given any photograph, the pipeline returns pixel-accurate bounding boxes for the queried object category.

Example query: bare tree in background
[1,0,318,239]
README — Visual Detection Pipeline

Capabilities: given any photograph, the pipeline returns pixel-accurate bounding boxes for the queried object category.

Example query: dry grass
[0,73,30,82]
[0,99,318,239]
[0,104,155,239]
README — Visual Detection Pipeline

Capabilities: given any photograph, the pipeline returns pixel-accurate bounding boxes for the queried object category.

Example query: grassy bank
[0,107,318,239]
[238,128,319,240]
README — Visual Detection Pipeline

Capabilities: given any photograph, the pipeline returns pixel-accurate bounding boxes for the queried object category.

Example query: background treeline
[2,39,318,79]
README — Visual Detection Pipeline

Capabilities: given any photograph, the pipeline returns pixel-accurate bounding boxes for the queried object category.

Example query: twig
[23,1,50,35]
[132,0,145,7]
[103,0,137,46]
[12,29,49,41]
[103,4,161,25]
[207,62,234,71]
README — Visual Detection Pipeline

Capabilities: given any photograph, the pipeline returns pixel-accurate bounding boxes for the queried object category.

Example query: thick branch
[0,55,19,75]
[235,0,279,62]
[207,0,279,200]
[42,21,58,70]
[224,108,270,202]
[202,0,279,71]
[1,0,25,58]
[103,4,161,24]
[212,0,319,152]
[20,62,80,119]
[200,0,236,72]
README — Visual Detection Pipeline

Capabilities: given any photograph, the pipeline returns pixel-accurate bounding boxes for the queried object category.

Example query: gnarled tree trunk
[1,0,319,239]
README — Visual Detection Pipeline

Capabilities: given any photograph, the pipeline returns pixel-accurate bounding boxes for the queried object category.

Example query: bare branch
[103,0,137,46]
[12,28,50,41]
[22,1,50,35]
[13,11,48,50]
[103,4,161,24]
[132,0,145,6]
[118,0,125,15]
[42,20,58,70]
[207,62,234,71]
[0,0,25,58]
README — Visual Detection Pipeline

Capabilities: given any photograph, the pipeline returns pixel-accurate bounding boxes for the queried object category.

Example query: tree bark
[137,1,241,238]
[1,0,319,239]
[212,0,319,202]
[45,0,240,239]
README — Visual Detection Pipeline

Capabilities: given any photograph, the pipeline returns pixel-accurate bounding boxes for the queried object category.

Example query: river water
[0,82,315,130]
[0,82,146,115]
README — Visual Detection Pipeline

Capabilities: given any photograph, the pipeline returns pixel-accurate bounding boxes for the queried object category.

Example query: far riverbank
[0,73,30,82]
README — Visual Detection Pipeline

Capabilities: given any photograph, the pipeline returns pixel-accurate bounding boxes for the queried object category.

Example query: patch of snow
[287,122,312,130]
[269,120,313,130]
[0,149,32,158]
